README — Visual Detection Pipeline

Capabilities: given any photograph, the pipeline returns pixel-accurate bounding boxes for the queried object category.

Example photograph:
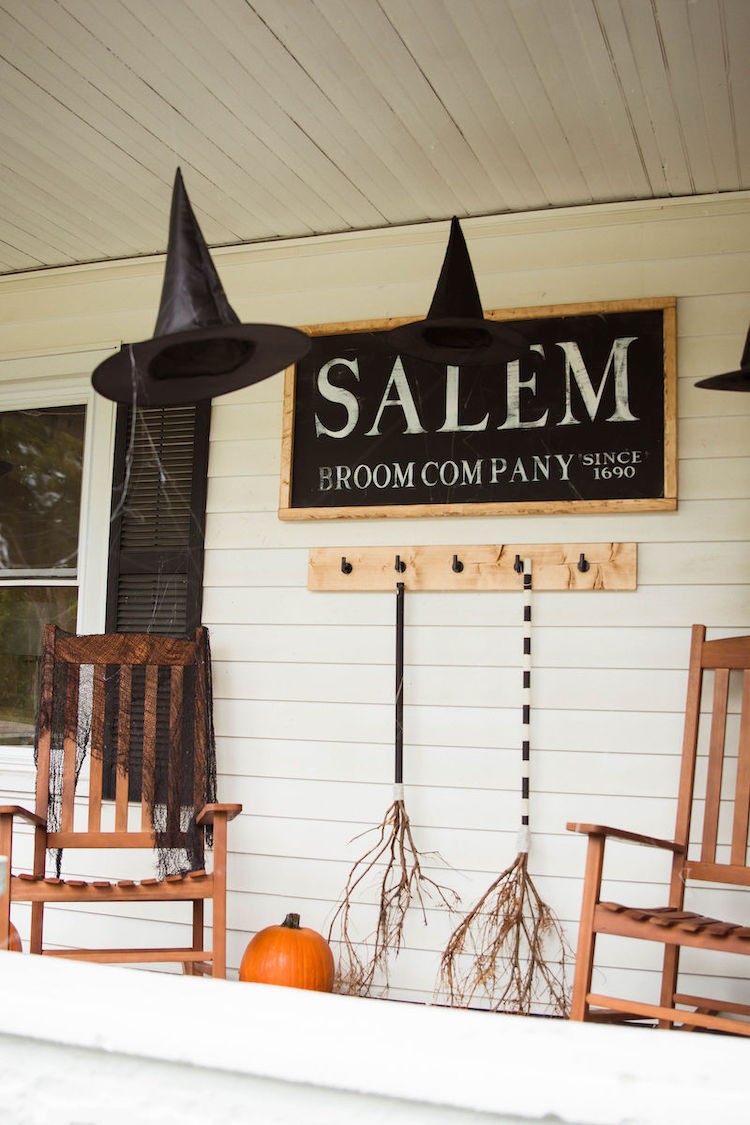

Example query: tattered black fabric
[35,627,217,880]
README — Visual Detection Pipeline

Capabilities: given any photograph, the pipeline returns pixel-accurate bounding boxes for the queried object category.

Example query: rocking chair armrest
[196,803,242,826]
[0,805,47,830]
[566,822,685,853]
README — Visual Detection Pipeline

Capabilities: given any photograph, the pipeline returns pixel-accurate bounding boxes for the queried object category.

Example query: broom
[438,559,571,1015]
[329,580,459,997]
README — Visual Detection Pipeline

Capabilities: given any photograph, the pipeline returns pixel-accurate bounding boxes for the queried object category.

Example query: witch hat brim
[92,169,310,406]
[695,324,750,392]
[386,217,529,366]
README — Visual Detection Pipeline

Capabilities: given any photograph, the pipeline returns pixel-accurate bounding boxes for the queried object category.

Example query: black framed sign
[279,297,676,520]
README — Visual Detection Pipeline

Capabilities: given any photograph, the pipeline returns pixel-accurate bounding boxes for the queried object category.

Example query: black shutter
[105,403,210,637]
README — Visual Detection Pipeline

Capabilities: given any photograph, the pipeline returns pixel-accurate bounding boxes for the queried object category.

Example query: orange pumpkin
[5,922,22,952]
[239,912,334,992]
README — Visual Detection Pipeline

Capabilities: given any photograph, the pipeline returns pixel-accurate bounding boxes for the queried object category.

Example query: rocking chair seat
[594,901,750,953]
[6,854,233,903]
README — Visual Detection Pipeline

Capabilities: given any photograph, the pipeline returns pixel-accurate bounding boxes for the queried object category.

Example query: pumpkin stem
[282,912,301,929]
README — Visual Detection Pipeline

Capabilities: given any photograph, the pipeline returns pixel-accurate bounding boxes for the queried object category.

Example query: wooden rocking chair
[0,625,241,977]
[567,625,750,1035]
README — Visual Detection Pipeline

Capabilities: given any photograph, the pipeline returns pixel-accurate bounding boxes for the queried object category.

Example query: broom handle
[395,581,405,788]
[519,558,532,851]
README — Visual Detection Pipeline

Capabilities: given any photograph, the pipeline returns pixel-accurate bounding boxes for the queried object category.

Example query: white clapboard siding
[206,623,705,667]
[230,816,670,887]
[27,904,198,954]
[213,662,694,714]
[1,194,749,1013]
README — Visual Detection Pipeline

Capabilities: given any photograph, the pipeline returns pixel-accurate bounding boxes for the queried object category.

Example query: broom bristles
[438,850,571,1015]
[329,798,460,997]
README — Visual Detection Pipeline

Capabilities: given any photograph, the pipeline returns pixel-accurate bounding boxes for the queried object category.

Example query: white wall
[1,192,749,1011]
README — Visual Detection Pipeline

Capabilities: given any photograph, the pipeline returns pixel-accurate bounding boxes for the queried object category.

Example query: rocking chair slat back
[674,630,750,882]
[115,663,132,831]
[731,673,750,865]
[87,664,106,832]
[33,638,55,822]
[700,668,729,862]
[672,630,750,880]
[141,663,158,832]
[61,664,79,833]
[193,671,207,814]
[167,664,184,838]
[36,624,207,850]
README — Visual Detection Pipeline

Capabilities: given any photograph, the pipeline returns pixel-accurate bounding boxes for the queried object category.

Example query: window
[0,404,86,746]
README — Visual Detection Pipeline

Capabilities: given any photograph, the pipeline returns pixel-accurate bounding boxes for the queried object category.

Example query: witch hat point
[386,215,528,366]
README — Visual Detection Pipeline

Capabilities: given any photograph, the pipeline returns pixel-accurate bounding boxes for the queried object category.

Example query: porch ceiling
[0,0,748,276]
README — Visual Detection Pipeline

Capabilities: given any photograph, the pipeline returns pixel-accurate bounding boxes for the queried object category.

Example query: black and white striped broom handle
[394,580,405,797]
[519,558,532,854]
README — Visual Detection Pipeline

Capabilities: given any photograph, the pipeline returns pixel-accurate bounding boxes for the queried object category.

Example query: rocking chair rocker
[0,625,240,977]
[568,625,750,1035]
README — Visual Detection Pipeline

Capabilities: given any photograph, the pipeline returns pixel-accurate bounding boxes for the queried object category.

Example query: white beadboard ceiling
[0,0,748,276]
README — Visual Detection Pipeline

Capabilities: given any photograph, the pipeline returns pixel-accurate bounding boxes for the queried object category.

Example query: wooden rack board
[308,543,637,592]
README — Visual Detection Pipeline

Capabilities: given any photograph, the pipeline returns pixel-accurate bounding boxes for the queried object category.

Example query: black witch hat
[695,323,750,392]
[386,216,529,366]
[0,461,12,477]
[92,169,311,405]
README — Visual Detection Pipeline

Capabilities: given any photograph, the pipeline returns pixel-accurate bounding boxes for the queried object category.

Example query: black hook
[341,556,353,575]
[452,553,464,573]
[395,555,406,573]
[514,554,524,573]
[577,552,590,573]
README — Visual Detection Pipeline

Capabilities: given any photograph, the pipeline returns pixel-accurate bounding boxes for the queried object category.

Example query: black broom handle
[395,581,405,787]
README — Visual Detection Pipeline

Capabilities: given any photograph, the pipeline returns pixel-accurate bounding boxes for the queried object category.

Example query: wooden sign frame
[279,297,677,521]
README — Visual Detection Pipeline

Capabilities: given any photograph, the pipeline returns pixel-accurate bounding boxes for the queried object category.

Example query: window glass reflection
[0,586,78,745]
[0,405,86,572]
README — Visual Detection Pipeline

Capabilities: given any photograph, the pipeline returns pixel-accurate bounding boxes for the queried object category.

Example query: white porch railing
[0,951,747,1125]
